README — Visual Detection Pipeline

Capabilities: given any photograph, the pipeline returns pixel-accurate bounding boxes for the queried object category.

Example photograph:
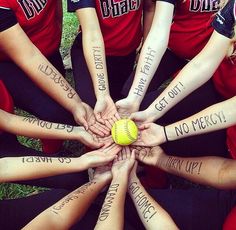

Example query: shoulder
[212,0,236,38]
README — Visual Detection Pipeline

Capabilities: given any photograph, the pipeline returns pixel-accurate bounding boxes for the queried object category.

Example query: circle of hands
[77,96,167,180]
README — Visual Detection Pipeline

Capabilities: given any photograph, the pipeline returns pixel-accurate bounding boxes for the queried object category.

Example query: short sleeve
[212,0,236,38]
[0,7,17,32]
[67,0,95,12]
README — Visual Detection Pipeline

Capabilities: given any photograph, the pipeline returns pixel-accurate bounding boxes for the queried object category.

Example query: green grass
[0,0,78,200]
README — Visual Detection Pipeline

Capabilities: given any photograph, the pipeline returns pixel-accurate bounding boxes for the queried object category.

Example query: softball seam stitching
[124,120,136,142]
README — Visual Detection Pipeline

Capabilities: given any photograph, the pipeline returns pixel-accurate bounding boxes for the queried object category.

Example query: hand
[77,127,104,149]
[129,108,156,123]
[93,165,112,183]
[94,95,120,129]
[132,123,166,146]
[115,97,140,118]
[80,143,122,169]
[82,102,110,137]
[89,131,114,147]
[135,146,165,167]
[129,160,138,181]
[111,147,135,177]
[72,102,89,130]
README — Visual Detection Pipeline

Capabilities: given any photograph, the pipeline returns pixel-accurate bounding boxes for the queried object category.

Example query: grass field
[0,0,78,200]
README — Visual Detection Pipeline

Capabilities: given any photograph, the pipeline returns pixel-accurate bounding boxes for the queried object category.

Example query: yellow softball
[111,119,138,146]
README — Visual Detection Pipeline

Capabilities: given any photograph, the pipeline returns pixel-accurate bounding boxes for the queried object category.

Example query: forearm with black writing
[164,97,236,141]
[95,176,128,230]
[77,8,110,98]
[147,31,230,122]
[22,178,108,230]
[0,110,83,140]
[157,153,236,189]
[0,156,87,183]
[128,178,178,230]
[127,2,174,106]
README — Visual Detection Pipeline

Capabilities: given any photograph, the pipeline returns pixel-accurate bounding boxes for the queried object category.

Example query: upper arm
[148,1,174,39]
[192,30,231,70]
[76,8,101,34]
[0,24,38,63]
[67,0,100,33]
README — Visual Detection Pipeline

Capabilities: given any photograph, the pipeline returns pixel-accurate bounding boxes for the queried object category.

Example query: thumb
[94,103,105,124]
[129,112,145,122]
[78,116,89,130]
[91,142,104,149]
[94,112,104,124]
[115,99,122,108]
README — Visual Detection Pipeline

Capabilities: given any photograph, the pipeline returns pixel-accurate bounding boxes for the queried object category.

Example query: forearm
[0,110,83,140]
[156,153,236,189]
[95,175,128,230]
[147,31,231,121]
[127,2,174,106]
[24,50,82,113]
[1,25,82,114]
[78,9,110,99]
[164,97,236,141]
[128,177,178,229]
[0,156,88,183]
[23,178,108,230]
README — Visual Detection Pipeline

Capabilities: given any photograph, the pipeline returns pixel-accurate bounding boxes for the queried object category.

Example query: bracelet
[163,126,169,142]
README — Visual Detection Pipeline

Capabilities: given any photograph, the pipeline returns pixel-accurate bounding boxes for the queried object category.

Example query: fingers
[89,141,104,149]
[89,122,110,137]
[138,123,150,130]
[103,143,122,154]
[115,112,121,120]
[117,151,123,161]
[104,119,113,129]
[94,112,105,125]
[131,137,145,146]
[76,116,89,131]
[130,149,136,160]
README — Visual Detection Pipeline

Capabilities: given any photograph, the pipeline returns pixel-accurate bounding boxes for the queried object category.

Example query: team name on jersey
[99,0,141,18]
[18,0,47,19]
[190,0,219,12]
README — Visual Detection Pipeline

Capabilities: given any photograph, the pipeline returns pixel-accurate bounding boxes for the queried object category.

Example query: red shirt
[223,206,236,230]
[168,0,219,60]
[0,0,62,61]
[68,0,143,56]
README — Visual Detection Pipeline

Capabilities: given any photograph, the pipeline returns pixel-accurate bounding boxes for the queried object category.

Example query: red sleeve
[223,206,236,230]
[0,80,14,113]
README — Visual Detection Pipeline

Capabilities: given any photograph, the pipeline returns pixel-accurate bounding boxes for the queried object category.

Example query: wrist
[163,125,176,142]
[163,126,169,142]
[68,96,83,113]
[96,91,110,99]
[77,155,90,171]
[146,107,158,122]
[113,171,129,181]
[93,175,111,185]
[155,150,168,169]
[127,92,142,106]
